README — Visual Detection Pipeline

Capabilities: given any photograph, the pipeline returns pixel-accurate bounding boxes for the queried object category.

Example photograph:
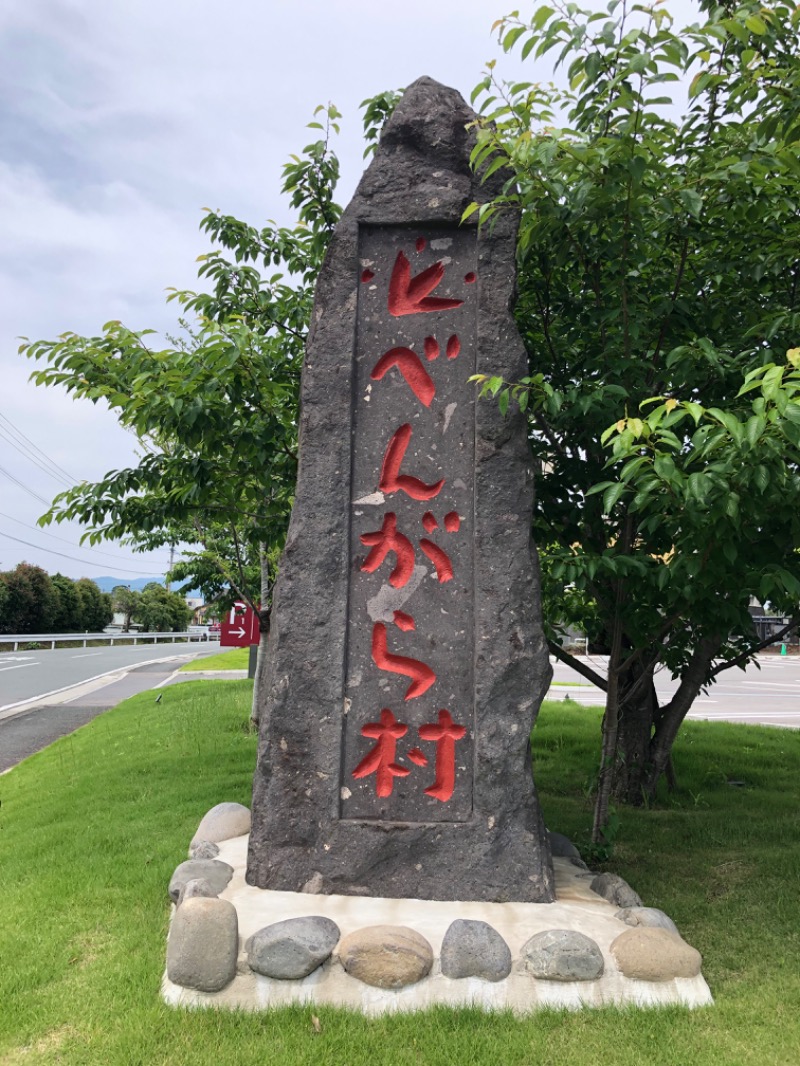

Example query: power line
[0,529,166,576]
[0,464,50,505]
[0,424,72,488]
[0,510,177,565]
[0,410,78,485]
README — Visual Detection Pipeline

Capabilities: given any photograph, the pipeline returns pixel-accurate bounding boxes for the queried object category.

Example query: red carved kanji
[419,539,453,582]
[379,424,444,501]
[361,511,458,586]
[446,335,461,360]
[371,346,435,407]
[388,251,464,317]
[418,709,467,802]
[360,513,415,588]
[372,622,436,700]
[352,708,410,797]
[393,610,415,631]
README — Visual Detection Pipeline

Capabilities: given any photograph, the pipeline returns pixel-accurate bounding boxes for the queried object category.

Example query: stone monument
[247,76,554,903]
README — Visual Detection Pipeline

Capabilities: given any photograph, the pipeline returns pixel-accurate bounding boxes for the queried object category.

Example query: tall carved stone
[247,77,554,903]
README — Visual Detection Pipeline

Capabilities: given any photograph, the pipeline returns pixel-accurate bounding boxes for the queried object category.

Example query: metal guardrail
[0,631,220,652]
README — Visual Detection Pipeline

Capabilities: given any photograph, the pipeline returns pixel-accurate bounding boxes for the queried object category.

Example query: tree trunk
[611,662,659,806]
[642,634,722,800]
[608,635,722,806]
[249,546,272,730]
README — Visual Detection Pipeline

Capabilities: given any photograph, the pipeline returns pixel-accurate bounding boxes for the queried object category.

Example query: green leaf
[602,482,627,514]
[502,25,527,52]
[745,14,767,34]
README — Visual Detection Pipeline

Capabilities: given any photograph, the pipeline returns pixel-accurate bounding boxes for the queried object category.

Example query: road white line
[0,662,39,673]
[0,653,191,717]
[737,681,800,689]
[71,652,104,659]
[687,712,799,720]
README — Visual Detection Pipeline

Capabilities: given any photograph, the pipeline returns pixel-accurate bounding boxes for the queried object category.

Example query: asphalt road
[0,641,220,713]
[0,642,226,773]
[547,653,800,728]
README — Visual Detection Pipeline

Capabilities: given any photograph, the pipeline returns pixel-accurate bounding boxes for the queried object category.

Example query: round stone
[611,927,702,980]
[548,831,583,862]
[521,929,605,982]
[189,840,220,860]
[190,802,251,846]
[168,859,233,902]
[246,916,341,979]
[440,919,512,982]
[590,872,643,908]
[615,906,679,935]
[177,877,218,906]
[167,897,238,992]
[338,925,433,989]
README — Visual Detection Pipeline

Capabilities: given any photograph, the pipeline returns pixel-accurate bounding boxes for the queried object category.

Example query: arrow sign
[220,602,260,648]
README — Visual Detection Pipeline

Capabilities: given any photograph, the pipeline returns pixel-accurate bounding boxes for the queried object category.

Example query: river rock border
[162,804,713,1014]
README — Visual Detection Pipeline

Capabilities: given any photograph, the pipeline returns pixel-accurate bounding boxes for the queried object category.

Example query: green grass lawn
[179,647,249,671]
[1,683,799,1065]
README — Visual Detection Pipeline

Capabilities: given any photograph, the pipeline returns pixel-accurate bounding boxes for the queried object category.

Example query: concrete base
[162,835,713,1014]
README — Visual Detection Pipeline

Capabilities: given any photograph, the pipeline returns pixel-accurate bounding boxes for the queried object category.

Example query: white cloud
[0,0,701,577]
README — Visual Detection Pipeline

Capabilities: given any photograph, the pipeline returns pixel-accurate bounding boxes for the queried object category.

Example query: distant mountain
[93,576,165,593]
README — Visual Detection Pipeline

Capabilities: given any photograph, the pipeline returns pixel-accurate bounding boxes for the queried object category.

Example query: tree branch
[709,615,800,678]
[548,639,608,691]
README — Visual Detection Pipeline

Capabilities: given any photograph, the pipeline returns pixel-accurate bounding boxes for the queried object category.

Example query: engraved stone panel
[247,76,554,903]
[343,224,476,823]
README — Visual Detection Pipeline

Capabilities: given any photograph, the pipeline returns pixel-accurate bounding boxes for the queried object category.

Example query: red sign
[220,601,260,647]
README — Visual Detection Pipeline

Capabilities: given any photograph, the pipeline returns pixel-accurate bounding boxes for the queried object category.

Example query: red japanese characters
[351,236,475,807]
[353,707,467,801]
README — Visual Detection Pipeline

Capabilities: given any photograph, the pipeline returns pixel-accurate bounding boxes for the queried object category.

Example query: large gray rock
[247,76,554,904]
[521,929,605,982]
[191,802,251,846]
[167,897,238,992]
[245,917,340,979]
[168,859,233,903]
[590,872,643,909]
[338,925,433,989]
[610,927,702,981]
[440,919,511,982]
[616,907,679,935]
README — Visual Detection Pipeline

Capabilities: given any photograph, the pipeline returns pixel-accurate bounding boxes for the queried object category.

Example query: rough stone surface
[189,840,220,860]
[301,872,324,894]
[521,929,605,982]
[190,802,251,846]
[245,916,340,979]
[167,897,238,992]
[611,927,702,981]
[177,877,218,906]
[337,925,433,989]
[168,859,233,903]
[247,75,554,903]
[590,872,643,909]
[616,906,679,935]
[440,919,512,982]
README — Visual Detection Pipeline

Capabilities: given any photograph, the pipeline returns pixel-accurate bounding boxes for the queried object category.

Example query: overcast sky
[0,0,700,582]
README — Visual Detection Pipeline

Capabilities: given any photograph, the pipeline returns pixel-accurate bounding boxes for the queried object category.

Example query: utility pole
[166,544,174,592]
